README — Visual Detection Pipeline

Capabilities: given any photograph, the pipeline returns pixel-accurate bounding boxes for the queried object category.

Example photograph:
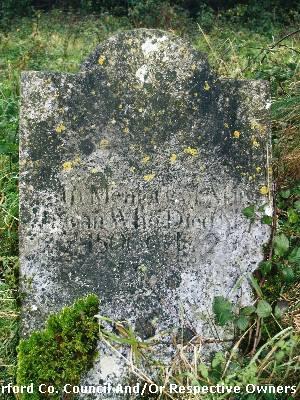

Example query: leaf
[280,189,291,199]
[288,247,300,264]
[259,260,272,276]
[287,208,299,224]
[274,234,289,257]
[281,267,295,283]
[213,296,234,326]
[274,305,283,319]
[242,205,255,219]
[261,215,272,225]
[235,315,249,331]
[241,306,256,316]
[256,300,272,318]
[294,200,300,211]
[198,363,209,379]
[211,352,225,368]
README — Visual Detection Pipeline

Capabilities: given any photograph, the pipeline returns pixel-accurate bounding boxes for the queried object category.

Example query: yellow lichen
[184,147,198,156]
[62,161,73,171]
[232,130,241,138]
[129,166,136,173]
[143,173,155,182]
[73,156,81,166]
[256,167,262,173]
[99,139,109,149]
[170,154,177,163]
[98,55,106,65]
[252,137,260,148]
[55,123,66,133]
[259,186,269,195]
[142,155,150,164]
[204,81,210,91]
[224,123,229,128]
[250,119,267,135]
[123,127,129,134]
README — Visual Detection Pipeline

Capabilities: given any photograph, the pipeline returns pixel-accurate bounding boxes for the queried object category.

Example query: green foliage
[213,296,234,326]
[242,204,256,220]
[17,294,99,399]
[256,300,272,318]
[274,233,289,257]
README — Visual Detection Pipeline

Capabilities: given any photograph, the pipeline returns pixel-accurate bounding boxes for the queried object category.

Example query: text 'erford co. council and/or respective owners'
[1,383,297,396]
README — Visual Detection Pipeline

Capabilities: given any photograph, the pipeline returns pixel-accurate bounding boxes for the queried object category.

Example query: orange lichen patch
[259,186,269,195]
[232,130,241,139]
[184,147,198,156]
[55,123,66,133]
[98,55,106,65]
[143,173,155,182]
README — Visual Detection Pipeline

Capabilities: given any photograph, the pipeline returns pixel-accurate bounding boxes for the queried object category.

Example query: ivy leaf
[274,234,289,257]
[236,315,249,331]
[256,300,272,318]
[213,296,234,326]
[242,205,255,219]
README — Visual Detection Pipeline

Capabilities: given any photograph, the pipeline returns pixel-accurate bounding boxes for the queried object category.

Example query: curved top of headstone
[81,28,213,86]
[79,29,269,181]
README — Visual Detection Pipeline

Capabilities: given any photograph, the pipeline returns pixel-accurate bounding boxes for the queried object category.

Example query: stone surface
[20,29,271,389]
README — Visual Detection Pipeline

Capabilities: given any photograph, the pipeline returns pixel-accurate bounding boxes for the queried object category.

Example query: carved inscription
[59,181,247,263]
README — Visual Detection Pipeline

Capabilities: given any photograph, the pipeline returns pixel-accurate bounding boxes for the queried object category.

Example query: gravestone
[20,29,271,388]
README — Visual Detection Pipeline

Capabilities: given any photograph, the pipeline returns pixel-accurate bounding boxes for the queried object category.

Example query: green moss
[17,294,99,400]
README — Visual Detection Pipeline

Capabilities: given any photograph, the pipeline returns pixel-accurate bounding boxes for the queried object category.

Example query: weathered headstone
[20,29,271,389]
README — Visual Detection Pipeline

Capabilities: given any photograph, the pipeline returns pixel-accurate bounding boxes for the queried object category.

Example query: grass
[0,3,299,398]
